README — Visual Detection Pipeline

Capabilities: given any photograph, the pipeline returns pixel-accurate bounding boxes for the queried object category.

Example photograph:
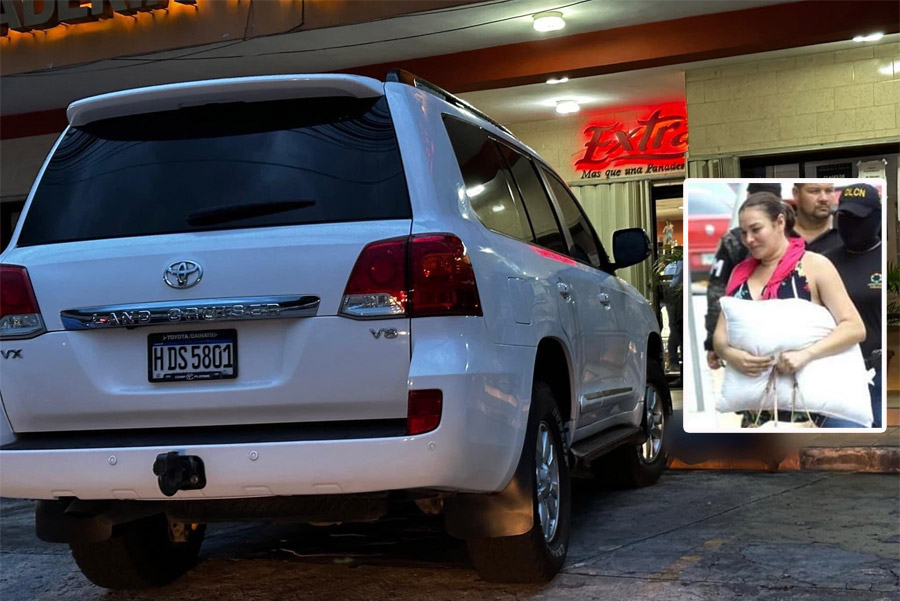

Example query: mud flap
[443,443,533,539]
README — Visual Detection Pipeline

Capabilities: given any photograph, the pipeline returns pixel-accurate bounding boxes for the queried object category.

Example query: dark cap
[838,183,881,217]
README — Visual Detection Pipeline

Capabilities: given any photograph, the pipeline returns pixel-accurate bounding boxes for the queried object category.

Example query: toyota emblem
[164,261,203,289]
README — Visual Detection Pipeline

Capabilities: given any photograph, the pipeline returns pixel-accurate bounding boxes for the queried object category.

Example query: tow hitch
[152,452,206,497]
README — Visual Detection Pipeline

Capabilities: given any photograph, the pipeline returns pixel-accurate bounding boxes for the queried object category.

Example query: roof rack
[386,68,513,137]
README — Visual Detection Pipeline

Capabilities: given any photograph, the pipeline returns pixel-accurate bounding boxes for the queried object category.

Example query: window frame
[441,114,536,245]
[492,139,571,257]
[536,166,612,272]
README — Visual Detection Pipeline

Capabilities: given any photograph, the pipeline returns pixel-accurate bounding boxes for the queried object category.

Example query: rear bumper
[1,319,536,500]
[2,432,465,500]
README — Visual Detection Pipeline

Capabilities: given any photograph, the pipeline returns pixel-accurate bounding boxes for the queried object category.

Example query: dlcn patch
[843,187,867,198]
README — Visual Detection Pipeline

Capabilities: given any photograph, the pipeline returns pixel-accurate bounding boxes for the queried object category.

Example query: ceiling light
[555,99,580,114]
[546,77,569,85]
[533,11,565,32]
[678,206,684,210]
[853,32,884,42]
[466,184,485,197]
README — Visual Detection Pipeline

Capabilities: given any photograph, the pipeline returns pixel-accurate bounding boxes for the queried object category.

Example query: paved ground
[2,471,898,601]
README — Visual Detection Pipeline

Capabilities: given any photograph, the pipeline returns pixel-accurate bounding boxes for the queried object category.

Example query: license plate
[148,329,237,382]
[701,253,716,266]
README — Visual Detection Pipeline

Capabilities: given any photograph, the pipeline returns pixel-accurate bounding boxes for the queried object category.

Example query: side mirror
[611,228,651,271]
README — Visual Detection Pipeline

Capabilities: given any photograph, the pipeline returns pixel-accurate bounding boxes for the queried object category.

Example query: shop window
[443,117,533,243]
[495,144,567,255]
[541,169,605,269]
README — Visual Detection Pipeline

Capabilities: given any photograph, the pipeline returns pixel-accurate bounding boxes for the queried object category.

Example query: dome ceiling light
[555,99,580,114]
[852,32,884,42]
[533,11,565,33]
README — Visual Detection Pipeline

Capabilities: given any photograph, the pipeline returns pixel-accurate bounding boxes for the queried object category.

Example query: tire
[467,380,571,583]
[70,514,205,590]
[592,358,669,488]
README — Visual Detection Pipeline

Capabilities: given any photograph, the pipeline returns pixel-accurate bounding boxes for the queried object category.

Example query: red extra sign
[574,103,688,180]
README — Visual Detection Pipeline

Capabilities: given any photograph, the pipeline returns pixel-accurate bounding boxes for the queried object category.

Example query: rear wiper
[187,200,316,226]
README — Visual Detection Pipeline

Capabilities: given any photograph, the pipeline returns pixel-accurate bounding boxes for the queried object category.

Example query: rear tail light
[340,234,481,319]
[409,235,481,317]
[407,389,442,435]
[0,265,46,339]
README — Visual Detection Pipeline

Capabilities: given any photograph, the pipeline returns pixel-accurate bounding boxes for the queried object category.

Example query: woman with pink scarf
[712,192,866,427]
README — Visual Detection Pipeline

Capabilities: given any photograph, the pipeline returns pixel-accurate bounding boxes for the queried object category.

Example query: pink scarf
[725,237,806,300]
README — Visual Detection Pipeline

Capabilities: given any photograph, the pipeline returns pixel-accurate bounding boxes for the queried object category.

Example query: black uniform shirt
[824,244,882,359]
[806,227,842,254]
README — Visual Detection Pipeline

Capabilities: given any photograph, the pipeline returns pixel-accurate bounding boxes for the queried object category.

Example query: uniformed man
[792,181,842,254]
[824,183,883,428]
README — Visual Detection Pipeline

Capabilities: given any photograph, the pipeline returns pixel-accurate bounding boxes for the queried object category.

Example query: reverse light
[407,389,442,435]
[339,238,408,319]
[340,234,482,319]
[0,265,46,339]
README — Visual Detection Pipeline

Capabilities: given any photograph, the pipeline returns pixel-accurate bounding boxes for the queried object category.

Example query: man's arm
[703,233,740,351]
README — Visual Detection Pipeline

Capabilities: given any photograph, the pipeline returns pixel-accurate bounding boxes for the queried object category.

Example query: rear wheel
[467,380,571,583]
[70,514,205,590]
[592,358,669,488]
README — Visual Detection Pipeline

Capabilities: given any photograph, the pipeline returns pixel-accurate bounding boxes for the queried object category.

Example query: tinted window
[541,169,604,268]
[497,146,567,255]
[18,96,410,246]
[443,117,533,243]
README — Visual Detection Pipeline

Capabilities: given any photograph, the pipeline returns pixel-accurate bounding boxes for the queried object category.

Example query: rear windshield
[17,96,410,246]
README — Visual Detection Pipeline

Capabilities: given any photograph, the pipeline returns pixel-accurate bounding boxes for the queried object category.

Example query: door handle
[557,282,573,302]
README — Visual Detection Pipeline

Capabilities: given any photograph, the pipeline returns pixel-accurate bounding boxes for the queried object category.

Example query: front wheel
[592,358,669,488]
[467,380,571,583]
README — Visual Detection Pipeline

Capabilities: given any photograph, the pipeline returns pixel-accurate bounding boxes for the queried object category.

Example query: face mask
[837,211,881,251]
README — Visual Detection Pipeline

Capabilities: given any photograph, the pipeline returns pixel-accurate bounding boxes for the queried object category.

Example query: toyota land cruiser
[0,70,670,589]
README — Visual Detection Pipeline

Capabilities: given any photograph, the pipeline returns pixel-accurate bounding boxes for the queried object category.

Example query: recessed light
[546,77,569,85]
[678,205,684,210]
[533,11,565,32]
[466,185,485,197]
[853,32,884,42]
[555,99,580,114]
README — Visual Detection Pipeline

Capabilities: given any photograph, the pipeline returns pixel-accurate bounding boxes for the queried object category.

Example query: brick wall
[686,42,900,157]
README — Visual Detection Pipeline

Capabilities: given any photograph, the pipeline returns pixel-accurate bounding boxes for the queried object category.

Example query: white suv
[0,71,669,588]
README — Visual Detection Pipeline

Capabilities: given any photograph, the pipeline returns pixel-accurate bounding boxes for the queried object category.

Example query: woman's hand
[722,348,774,376]
[707,351,722,370]
[776,349,813,374]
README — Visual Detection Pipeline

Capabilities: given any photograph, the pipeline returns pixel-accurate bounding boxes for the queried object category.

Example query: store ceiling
[459,34,900,125]
[0,0,794,116]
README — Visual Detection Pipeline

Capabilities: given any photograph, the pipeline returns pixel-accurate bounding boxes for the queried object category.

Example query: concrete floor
[2,471,897,601]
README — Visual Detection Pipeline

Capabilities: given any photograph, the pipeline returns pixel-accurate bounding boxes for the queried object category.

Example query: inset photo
[683,179,889,433]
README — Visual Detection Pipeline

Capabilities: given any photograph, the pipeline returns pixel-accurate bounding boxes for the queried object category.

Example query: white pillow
[717,297,872,426]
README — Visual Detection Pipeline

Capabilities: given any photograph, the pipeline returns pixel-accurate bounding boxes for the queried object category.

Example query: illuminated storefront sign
[574,103,688,180]
[0,0,194,36]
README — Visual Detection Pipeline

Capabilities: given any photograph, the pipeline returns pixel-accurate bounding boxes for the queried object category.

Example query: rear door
[539,169,638,425]
[0,94,415,433]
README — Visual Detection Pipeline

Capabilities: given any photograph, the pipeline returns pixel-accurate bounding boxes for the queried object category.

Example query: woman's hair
[739,192,800,238]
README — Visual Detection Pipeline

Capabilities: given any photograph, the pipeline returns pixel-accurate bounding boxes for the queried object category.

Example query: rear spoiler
[67,74,384,127]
